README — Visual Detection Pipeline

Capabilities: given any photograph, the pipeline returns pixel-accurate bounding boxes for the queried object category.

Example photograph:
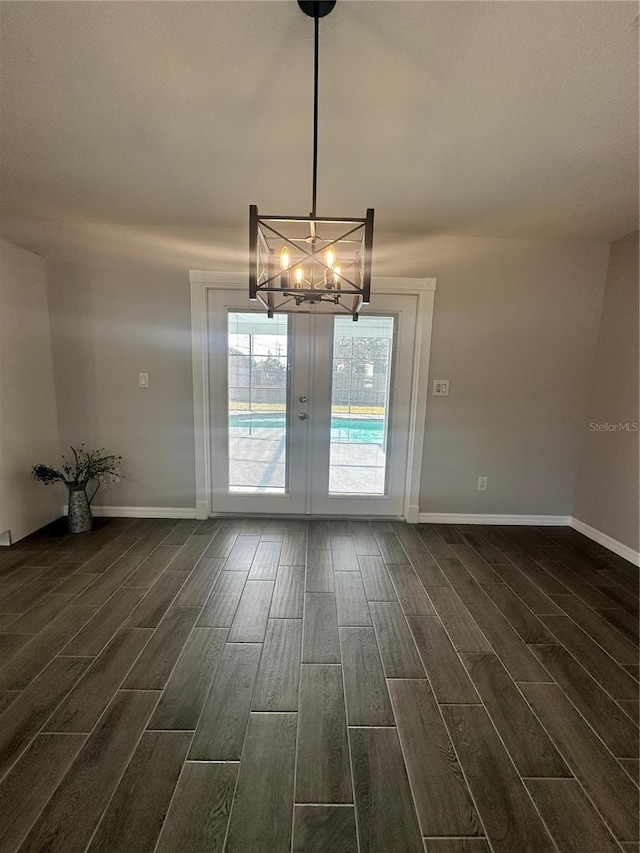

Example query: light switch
[432,379,449,396]
[138,372,149,388]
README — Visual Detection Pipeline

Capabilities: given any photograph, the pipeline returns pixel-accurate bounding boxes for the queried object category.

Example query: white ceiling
[1,0,638,253]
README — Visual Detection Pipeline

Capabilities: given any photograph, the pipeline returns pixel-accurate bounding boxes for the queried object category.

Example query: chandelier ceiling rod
[249,0,373,319]
[311,8,319,218]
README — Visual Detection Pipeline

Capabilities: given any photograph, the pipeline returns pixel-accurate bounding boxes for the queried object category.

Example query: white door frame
[190,270,436,522]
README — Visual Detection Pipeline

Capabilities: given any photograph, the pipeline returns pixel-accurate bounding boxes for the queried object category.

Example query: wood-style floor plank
[123,545,181,588]
[0,733,86,853]
[349,521,381,556]
[308,521,331,551]
[296,664,352,804]
[248,540,282,580]
[45,628,152,733]
[525,778,623,853]
[349,726,424,853]
[293,805,358,853]
[339,627,394,726]
[334,571,372,626]
[0,656,92,777]
[173,556,225,606]
[197,571,247,627]
[540,614,639,699]
[6,593,75,634]
[374,531,408,564]
[465,603,551,681]
[530,643,639,758]
[386,562,437,616]
[73,556,141,606]
[0,605,97,691]
[225,534,261,570]
[549,594,639,665]
[358,555,397,601]
[154,761,238,853]
[491,561,563,615]
[502,553,569,595]
[227,580,274,642]
[388,679,481,837]
[428,589,492,653]
[435,556,493,606]
[280,532,307,565]
[459,652,569,777]
[479,583,555,644]
[122,606,200,690]
[204,527,238,559]
[63,586,148,653]
[441,704,556,853]
[330,537,359,571]
[369,601,425,678]
[17,690,160,853]
[407,616,480,704]
[189,642,262,760]
[225,712,297,853]
[537,559,614,609]
[405,547,452,587]
[86,730,190,853]
[303,592,340,663]
[306,549,334,592]
[149,627,227,730]
[520,682,639,841]
[424,841,491,853]
[453,540,507,576]
[596,606,639,645]
[252,618,302,711]
[270,565,304,618]
[158,519,200,547]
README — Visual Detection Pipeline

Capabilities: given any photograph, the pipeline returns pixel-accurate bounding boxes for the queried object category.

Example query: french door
[207,290,418,517]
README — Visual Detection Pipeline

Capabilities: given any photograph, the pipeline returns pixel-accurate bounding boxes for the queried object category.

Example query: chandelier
[249,0,374,320]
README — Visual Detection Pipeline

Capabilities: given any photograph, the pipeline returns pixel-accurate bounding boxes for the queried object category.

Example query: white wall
[389,235,609,516]
[0,239,61,542]
[573,231,639,550]
[46,254,195,509]
[43,227,610,517]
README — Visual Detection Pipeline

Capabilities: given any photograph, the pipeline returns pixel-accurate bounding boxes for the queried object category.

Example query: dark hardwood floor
[0,516,637,852]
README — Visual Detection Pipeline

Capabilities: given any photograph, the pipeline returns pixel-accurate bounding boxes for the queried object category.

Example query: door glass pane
[329,316,395,495]
[227,312,289,494]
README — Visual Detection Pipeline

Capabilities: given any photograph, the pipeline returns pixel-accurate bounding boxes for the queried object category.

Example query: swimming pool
[229,414,384,444]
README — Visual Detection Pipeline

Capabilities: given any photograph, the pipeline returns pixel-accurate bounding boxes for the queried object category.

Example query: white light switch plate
[432,379,449,396]
[138,372,149,388]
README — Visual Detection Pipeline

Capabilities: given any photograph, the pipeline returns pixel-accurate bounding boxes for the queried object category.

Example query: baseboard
[417,513,571,526]
[570,517,640,567]
[62,505,197,520]
[405,504,420,524]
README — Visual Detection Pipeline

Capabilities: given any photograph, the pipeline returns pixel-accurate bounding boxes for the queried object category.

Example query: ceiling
[1,0,638,256]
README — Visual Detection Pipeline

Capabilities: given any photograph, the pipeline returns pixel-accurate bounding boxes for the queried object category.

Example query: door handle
[297,412,307,420]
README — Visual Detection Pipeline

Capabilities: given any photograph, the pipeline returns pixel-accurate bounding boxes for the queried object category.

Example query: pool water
[229,414,384,444]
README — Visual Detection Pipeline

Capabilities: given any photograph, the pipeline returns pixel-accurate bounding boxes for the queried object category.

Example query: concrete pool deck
[228,430,387,495]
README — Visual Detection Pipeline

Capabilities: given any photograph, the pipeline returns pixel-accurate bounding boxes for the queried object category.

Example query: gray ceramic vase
[67,483,96,534]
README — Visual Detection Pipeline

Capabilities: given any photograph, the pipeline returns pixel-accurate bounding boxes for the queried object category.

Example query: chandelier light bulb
[279,247,291,270]
[295,265,304,286]
[325,246,336,268]
[333,263,341,287]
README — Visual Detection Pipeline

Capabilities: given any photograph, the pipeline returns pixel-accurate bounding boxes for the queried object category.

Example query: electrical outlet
[433,379,450,396]
[477,476,488,491]
[138,372,149,388]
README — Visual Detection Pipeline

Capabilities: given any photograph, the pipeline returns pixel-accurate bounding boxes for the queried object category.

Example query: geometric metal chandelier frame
[249,207,374,319]
[249,0,374,320]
